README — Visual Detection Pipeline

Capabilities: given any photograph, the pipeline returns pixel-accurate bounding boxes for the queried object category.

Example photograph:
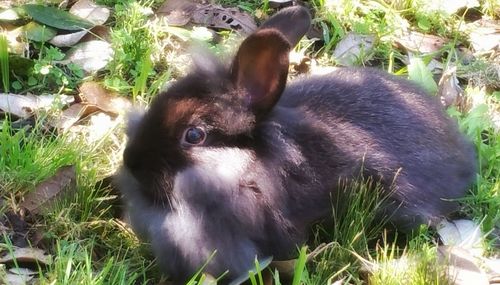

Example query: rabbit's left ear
[231,29,291,118]
[259,6,311,48]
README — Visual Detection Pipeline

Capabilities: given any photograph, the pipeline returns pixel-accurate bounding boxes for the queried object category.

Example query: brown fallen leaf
[0,209,39,248]
[19,165,76,215]
[79,81,131,115]
[192,5,257,35]
[157,0,197,26]
[394,31,448,54]
[438,66,464,108]
[81,25,111,42]
[50,102,100,130]
[0,247,52,265]
[157,0,257,35]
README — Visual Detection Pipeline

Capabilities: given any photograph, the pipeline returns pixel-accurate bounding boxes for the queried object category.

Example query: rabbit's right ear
[230,7,311,118]
[231,29,291,118]
[259,6,311,47]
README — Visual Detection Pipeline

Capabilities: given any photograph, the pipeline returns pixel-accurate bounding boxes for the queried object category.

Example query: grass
[1,0,499,284]
[0,34,9,93]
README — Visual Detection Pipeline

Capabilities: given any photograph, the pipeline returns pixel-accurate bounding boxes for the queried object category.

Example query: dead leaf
[438,66,463,108]
[19,165,76,214]
[79,81,131,115]
[425,0,480,15]
[0,210,36,248]
[437,219,484,255]
[394,31,448,54]
[50,103,100,130]
[0,8,20,21]
[69,0,110,26]
[49,30,88,47]
[437,246,489,285]
[49,25,111,47]
[468,19,500,53]
[0,94,73,118]
[157,0,197,26]
[332,32,375,66]
[157,0,257,35]
[5,272,34,285]
[3,28,26,55]
[63,40,114,73]
[8,267,36,276]
[192,5,257,35]
[0,94,36,118]
[81,25,111,42]
[0,247,52,265]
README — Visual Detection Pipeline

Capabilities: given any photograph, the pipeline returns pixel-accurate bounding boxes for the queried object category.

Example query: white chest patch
[193,148,255,180]
[172,147,255,201]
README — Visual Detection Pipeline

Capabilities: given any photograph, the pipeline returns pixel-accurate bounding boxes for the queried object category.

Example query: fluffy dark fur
[116,6,477,284]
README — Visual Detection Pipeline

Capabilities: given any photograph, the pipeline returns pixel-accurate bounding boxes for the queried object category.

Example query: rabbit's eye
[183,127,206,145]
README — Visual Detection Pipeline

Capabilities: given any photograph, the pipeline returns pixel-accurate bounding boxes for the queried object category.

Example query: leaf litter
[0,93,74,118]
[157,0,257,35]
[79,81,131,115]
[0,166,77,283]
[19,165,77,214]
[394,31,448,54]
[332,32,375,66]
[69,0,110,26]
[62,40,114,73]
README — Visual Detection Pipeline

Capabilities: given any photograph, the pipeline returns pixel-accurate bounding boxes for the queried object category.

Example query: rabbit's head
[118,6,312,282]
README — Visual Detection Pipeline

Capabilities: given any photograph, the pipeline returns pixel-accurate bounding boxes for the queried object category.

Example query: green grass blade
[0,33,9,93]
[292,246,308,285]
[132,48,152,101]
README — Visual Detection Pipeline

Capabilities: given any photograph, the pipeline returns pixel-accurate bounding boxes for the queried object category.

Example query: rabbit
[115,6,477,284]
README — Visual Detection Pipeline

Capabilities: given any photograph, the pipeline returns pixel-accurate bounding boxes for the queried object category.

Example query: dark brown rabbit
[116,6,476,283]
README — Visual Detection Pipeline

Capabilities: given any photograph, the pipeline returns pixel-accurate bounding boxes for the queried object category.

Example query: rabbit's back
[274,67,476,229]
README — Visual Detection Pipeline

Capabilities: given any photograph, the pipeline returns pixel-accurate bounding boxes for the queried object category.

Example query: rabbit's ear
[259,6,311,47]
[231,29,291,117]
